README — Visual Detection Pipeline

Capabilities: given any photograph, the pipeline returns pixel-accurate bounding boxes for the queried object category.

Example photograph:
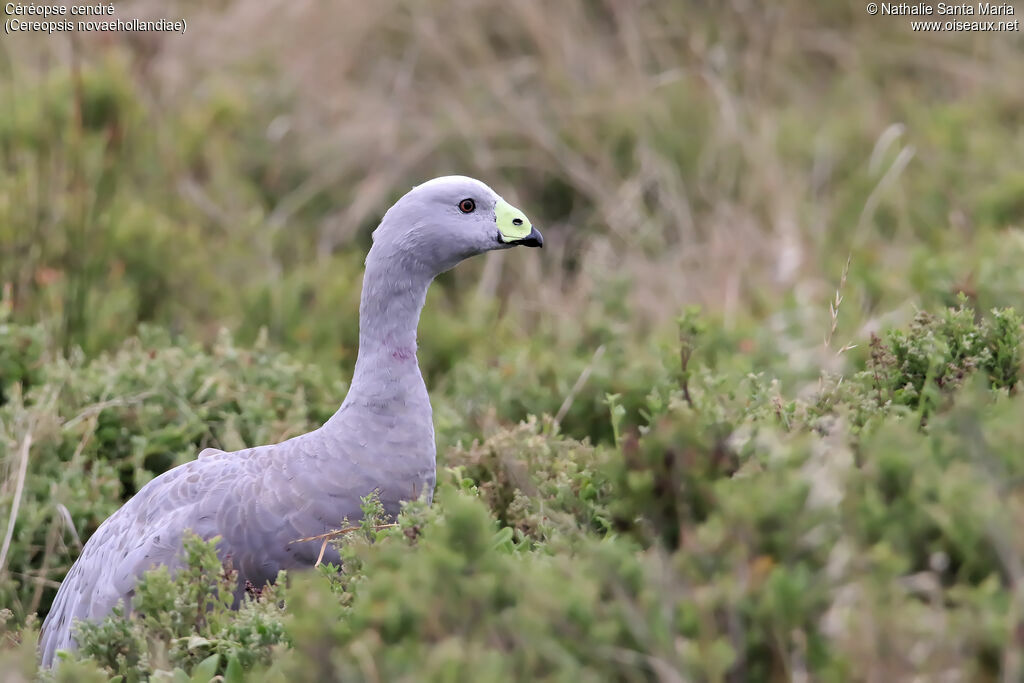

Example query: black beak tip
[520,227,544,248]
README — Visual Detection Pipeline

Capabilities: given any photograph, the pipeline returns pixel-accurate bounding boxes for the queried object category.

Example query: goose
[39,175,542,666]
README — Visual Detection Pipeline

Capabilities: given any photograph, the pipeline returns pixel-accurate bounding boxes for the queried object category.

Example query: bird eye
[458,198,476,213]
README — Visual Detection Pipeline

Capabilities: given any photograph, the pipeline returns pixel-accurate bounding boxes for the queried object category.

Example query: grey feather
[38,176,541,666]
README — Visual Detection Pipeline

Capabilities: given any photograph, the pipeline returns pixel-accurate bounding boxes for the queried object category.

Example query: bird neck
[346,244,434,401]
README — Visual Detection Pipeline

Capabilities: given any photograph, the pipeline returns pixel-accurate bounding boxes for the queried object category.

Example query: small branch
[62,392,155,431]
[679,344,694,409]
[678,317,702,409]
[10,571,62,590]
[289,524,399,568]
[315,539,330,568]
[289,523,398,545]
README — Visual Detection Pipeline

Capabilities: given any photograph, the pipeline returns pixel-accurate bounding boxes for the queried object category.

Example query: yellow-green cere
[496,198,532,242]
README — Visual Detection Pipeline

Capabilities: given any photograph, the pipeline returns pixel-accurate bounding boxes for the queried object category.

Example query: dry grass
[0,431,32,576]
[7,0,1020,346]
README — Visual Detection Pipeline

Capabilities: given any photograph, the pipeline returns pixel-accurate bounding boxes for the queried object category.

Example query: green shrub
[63,534,287,681]
[4,291,1024,680]
[444,419,612,541]
[0,319,48,406]
[867,299,1022,418]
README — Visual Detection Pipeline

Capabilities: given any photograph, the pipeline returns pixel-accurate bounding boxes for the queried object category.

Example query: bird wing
[38,436,344,666]
[39,452,233,665]
[40,419,434,666]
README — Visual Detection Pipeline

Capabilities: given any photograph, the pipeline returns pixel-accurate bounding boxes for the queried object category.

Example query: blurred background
[3,0,1022,369]
[4,3,1024,678]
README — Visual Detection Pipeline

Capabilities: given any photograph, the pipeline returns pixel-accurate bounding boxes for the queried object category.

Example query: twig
[54,502,83,550]
[30,518,61,615]
[289,523,398,568]
[0,430,33,574]
[9,571,62,590]
[289,523,397,544]
[62,392,155,431]
[679,335,695,409]
[555,345,606,424]
[314,539,330,568]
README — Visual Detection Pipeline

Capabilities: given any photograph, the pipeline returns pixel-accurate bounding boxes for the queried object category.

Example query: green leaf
[224,655,245,683]
[190,653,221,683]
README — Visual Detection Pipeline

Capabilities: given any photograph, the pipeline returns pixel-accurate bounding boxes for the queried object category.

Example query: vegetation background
[2,0,1024,680]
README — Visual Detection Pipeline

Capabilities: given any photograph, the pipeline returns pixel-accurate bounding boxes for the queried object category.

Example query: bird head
[371,175,543,276]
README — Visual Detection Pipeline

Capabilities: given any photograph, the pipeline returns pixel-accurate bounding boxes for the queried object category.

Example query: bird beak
[510,226,544,248]
[495,198,541,247]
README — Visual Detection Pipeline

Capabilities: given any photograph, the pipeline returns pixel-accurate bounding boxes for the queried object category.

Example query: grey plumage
[39,176,542,666]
